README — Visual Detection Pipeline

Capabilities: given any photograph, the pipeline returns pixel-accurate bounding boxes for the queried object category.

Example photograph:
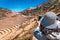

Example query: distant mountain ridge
[0,7,12,19]
[0,7,12,13]
[20,0,60,16]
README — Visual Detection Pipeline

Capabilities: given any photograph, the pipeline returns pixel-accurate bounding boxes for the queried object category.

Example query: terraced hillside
[0,17,38,40]
[0,7,38,40]
[0,12,38,40]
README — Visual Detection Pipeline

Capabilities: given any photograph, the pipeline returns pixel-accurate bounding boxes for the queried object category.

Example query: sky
[0,0,47,12]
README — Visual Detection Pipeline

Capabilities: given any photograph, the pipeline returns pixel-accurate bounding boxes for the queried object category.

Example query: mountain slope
[20,0,60,16]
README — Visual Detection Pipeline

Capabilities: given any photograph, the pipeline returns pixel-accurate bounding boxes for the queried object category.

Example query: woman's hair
[39,24,45,31]
[38,16,42,21]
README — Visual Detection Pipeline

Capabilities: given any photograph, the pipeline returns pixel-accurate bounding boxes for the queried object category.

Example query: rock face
[20,0,60,16]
